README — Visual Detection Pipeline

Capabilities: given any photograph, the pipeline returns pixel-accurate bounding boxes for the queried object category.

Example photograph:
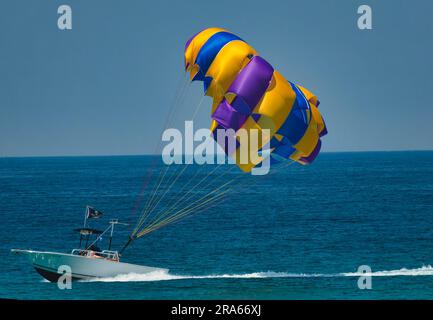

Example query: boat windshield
[71,249,119,261]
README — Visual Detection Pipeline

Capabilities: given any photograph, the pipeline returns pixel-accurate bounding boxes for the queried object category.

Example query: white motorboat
[12,207,168,282]
[11,248,167,282]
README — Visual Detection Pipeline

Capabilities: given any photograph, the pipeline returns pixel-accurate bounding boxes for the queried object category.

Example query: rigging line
[136,189,230,237]
[164,161,286,226]
[247,158,297,204]
[134,78,228,228]
[136,191,227,237]
[141,161,182,217]
[138,192,229,237]
[261,159,296,177]
[162,163,237,214]
[155,161,208,213]
[142,176,237,234]
[130,73,190,224]
[135,73,188,185]
[151,194,227,233]
[190,95,205,120]
[133,90,205,233]
[134,143,186,232]
[137,200,224,237]
[124,159,295,249]
[137,156,294,237]
[138,94,206,218]
[150,158,295,234]
[132,163,171,235]
[157,156,292,226]
[161,188,230,224]
[197,159,296,208]
[143,162,190,221]
[141,189,229,235]
[137,76,189,187]
[148,164,203,219]
[136,156,296,237]
[160,72,191,143]
[134,83,219,231]
[147,162,237,227]
[171,136,294,207]
[141,179,234,233]
[142,182,232,236]
[134,152,201,235]
[137,146,228,230]
[132,165,169,233]
[142,163,228,228]
[237,159,296,191]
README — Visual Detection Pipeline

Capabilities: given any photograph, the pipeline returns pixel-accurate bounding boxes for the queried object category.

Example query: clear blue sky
[0,0,432,156]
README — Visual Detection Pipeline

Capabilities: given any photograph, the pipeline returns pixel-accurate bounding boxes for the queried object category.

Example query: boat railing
[71,249,119,261]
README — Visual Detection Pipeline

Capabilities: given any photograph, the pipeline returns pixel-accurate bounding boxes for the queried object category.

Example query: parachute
[122,28,328,251]
[184,28,327,172]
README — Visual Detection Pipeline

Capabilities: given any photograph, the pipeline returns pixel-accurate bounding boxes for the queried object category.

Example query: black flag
[87,206,103,219]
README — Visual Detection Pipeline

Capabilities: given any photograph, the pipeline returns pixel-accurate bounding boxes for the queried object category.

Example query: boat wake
[341,265,433,277]
[83,265,433,282]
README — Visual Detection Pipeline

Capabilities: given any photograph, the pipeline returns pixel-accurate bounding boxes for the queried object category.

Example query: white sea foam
[82,265,433,282]
[341,265,433,277]
[84,270,298,282]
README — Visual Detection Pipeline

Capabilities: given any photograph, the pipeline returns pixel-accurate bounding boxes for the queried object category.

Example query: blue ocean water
[1,152,433,299]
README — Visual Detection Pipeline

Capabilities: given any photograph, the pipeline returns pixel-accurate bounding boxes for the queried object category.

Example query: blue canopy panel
[192,31,243,93]
[276,82,311,145]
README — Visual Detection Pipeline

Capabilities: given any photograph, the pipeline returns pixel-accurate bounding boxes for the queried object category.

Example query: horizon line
[1,149,433,158]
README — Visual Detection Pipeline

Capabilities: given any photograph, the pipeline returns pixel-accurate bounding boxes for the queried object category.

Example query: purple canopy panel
[212,99,248,131]
[320,118,328,137]
[210,56,274,132]
[227,56,274,114]
[299,139,322,164]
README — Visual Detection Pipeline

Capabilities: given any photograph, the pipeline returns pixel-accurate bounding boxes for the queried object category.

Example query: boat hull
[12,249,168,282]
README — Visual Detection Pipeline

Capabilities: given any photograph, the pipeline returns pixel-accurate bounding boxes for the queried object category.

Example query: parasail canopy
[184,28,327,172]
